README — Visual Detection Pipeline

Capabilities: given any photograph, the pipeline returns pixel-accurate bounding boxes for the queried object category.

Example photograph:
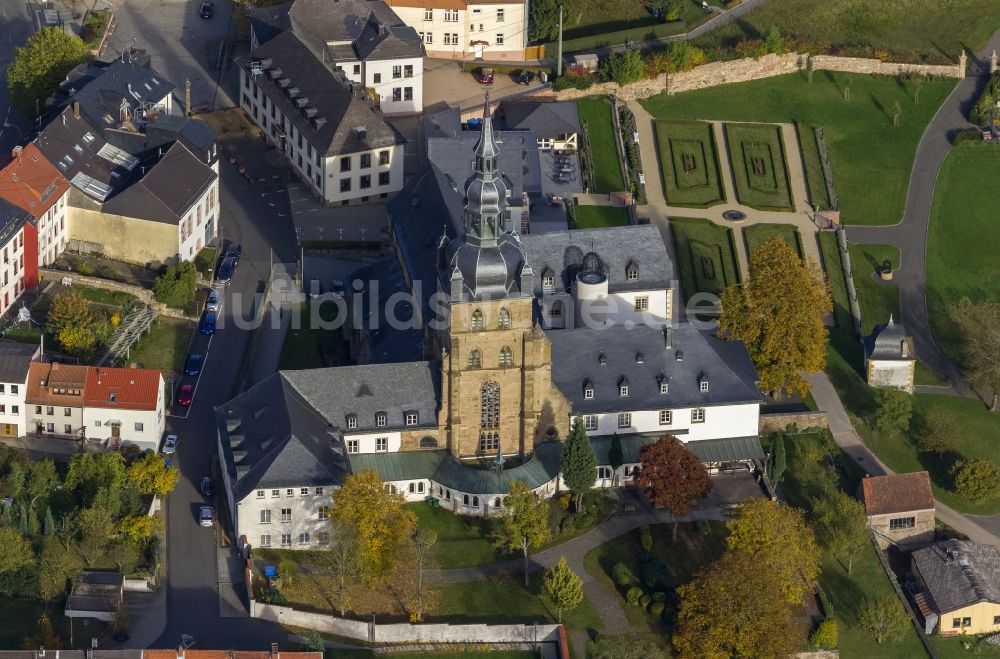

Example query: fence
[836,228,864,338]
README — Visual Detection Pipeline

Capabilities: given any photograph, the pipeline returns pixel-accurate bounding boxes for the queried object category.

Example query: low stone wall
[667,52,805,95]
[253,603,562,644]
[39,268,195,321]
[759,411,828,434]
[810,54,964,79]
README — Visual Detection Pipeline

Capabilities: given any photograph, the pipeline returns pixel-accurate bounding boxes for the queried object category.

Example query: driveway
[423,58,545,110]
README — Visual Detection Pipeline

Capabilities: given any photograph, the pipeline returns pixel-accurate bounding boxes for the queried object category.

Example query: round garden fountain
[722,210,747,222]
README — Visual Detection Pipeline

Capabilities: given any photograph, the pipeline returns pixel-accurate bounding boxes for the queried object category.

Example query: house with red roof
[862,471,935,548]
[83,364,165,451]
[0,143,70,269]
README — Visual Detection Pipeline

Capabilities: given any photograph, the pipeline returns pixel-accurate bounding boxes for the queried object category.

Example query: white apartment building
[237,484,335,550]
[0,342,39,438]
[387,0,529,61]
[238,31,405,206]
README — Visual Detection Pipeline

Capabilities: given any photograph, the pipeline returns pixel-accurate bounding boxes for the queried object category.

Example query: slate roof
[865,315,914,361]
[58,56,174,128]
[0,143,70,220]
[0,197,32,247]
[589,434,764,465]
[35,106,126,200]
[520,224,674,296]
[502,101,581,139]
[347,256,424,363]
[349,441,563,494]
[84,365,162,411]
[913,541,1000,613]
[249,2,291,47]
[0,341,38,384]
[26,362,88,406]
[102,142,216,224]
[287,0,423,62]
[548,322,761,414]
[239,31,403,156]
[215,374,351,502]
[861,472,934,516]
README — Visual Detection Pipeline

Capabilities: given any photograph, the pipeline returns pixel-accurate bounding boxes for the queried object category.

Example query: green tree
[589,636,667,659]
[57,324,97,359]
[719,238,832,396]
[107,540,138,572]
[329,470,416,583]
[47,289,93,336]
[543,556,584,623]
[37,540,74,603]
[768,433,787,485]
[119,514,161,544]
[636,435,712,540]
[494,479,551,586]
[127,452,179,497]
[7,28,86,118]
[75,507,115,566]
[667,41,706,73]
[0,528,34,574]
[608,433,623,486]
[528,0,560,42]
[917,408,959,456]
[873,388,911,435]
[814,490,868,574]
[2,461,25,501]
[951,458,1000,504]
[21,613,61,650]
[43,507,55,536]
[858,594,909,644]
[648,0,684,21]
[600,51,644,87]
[153,261,199,309]
[405,526,437,622]
[950,298,1000,409]
[26,459,58,504]
[65,452,127,511]
[561,417,597,512]
[323,520,363,616]
[764,25,788,54]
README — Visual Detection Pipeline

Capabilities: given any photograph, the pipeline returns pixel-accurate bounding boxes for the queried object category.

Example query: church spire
[463,92,507,248]
[474,91,500,174]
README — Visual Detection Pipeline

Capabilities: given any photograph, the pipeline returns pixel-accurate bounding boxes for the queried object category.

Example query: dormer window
[635,352,644,364]
[619,377,629,397]
[700,379,709,393]
[626,261,638,281]
[598,352,607,366]
[660,382,669,394]
[376,412,387,428]
[542,269,555,291]
[405,412,418,426]
[471,309,485,331]
[346,414,358,429]
[583,379,594,400]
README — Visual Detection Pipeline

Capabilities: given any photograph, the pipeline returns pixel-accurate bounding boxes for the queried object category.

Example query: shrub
[259,586,287,605]
[599,51,644,87]
[952,459,1000,504]
[649,601,665,617]
[810,619,838,649]
[76,260,94,276]
[153,261,199,309]
[639,594,651,609]
[611,562,634,587]
[639,524,653,553]
[640,556,671,591]
[278,558,297,586]
[652,591,667,603]
[625,586,643,606]
[971,71,1000,126]
[953,129,983,144]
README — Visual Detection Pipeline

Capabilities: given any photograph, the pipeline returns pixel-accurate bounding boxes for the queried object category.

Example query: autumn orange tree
[719,237,832,397]
[635,435,712,540]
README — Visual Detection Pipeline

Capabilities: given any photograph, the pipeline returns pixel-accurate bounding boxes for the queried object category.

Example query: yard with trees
[7,28,87,119]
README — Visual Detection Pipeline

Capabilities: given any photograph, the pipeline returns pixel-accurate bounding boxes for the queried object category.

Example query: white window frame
[347,439,359,454]
[634,296,649,312]
[260,509,271,524]
[617,412,631,428]
[406,412,418,426]
[700,380,709,392]
[584,415,597,431]
[691,408,706,423]
[659,410,672,425]
[376,437,388,452]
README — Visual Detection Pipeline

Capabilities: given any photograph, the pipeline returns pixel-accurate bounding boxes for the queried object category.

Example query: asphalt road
[0,0,36,155]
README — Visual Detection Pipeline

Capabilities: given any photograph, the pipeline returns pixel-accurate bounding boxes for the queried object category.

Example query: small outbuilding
[861,471,935,548]
[912,540,1000,635]
[864,315,915,393]
[65,571,124,621]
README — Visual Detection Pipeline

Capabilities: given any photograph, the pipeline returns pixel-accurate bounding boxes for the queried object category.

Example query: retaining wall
[39,268,195,321]
[759,411,829,434]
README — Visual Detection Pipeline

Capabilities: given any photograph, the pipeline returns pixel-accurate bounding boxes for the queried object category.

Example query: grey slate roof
[215,374,351,502]
[589,434,764,465]
[290,191,390,243]
[548,322,762,413]
[239,31,403,156]
[865,315,914,361]
[102,141,216,224]
[287,0,423,62]
[0,197,32,247]
[249,2,292,46]
[281,361,440,432]
[913,540,1000,613]
[428,129,541,205]
[347,256,424,363]
[0,341,38,384]
[349,441,563,494]
[502,102,581,139]
[521,224,673,296]
[36,106,126,198]
[65,56,174,129]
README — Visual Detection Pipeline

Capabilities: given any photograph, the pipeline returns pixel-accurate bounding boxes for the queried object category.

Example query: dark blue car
[200,313,216,335]
[216,257,235,285]
[184,354,204,376]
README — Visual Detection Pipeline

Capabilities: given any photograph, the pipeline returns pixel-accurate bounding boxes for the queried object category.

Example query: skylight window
[82,132,95,145]
[97,143,140,170]
[70,172,112,201]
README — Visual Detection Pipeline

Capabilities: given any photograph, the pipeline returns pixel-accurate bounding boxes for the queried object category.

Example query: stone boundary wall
[252,602,561,645]
[794,652,839,659]
[759,411,829,434]
[553,51,965,103]
[39,268,195,321]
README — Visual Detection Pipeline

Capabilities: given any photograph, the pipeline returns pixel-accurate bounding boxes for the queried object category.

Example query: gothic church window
[468,349,482,368]
[499,346,513,367]
[471,309,485,330]
[498,307,511,329]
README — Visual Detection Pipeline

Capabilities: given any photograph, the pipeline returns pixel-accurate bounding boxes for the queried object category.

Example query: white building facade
[388,0,529,61]
[235,484,335,549]
[177,176,220,261]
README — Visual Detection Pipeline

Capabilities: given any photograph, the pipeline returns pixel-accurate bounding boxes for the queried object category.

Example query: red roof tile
[0,144,69,219]
[85,366,162,411]
[26,361,88,406]
[862,472,934,516]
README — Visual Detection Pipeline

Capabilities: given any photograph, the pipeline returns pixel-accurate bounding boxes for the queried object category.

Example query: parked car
[216,257,235,285]
[161,434,178,454]
[200,477,215,497]
[224,242,242,265]
[199,506,215,527]
[517,70,534,85]
[206,289,221,313]
[331,280,346,298]
[200,313,217,335]
[480,68,494,85]
[199,1,214,18]
[184,354,204,376]
[177,384,194,406]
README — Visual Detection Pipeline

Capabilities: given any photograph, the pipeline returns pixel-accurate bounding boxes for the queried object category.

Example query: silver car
[199,506,214,527]
[206,289,221,313]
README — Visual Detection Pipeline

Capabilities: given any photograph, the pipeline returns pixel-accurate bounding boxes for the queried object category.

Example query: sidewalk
[246,301,291,388]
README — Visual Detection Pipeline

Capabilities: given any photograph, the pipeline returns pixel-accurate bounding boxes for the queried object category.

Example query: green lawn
[406,502,502,569]
[694,0,1000,64]
[654,120,725,207]
[0,598,106,649]
[847,243,899,335]
[279,301,349,370]
[435,577,601,631]
[573,204,631,228]
[669,217,741,302]
[742,223,803,258]
[640,72,956,226]
[795,121,832,210]
[817,231,852,330]
[74,286,139,307]
[125,317,194,376]
[914,361,949,388]
[577,98,626,193]
[926,143,1000,366]
[724,123,794,211]
[932,636,1000,658]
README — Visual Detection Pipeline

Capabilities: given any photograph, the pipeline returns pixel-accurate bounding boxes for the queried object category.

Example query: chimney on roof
[96,368,101,385]
[663,324,672,350]
[185,79,192,117]
[73,101,80,119]
[12,146,22,164]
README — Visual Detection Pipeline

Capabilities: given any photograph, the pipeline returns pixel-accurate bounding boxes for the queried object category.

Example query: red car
[178,384,194,406]
[479,68,494,85]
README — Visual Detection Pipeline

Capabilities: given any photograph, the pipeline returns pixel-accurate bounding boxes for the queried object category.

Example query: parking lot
[423,58,548,110]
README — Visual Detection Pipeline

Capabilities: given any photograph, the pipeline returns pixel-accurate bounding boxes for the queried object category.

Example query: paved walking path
[846,31,1000,395]
[807,371,1000,545]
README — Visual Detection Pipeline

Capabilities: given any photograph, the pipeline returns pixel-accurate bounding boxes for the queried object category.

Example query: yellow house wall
[941,600,1000,635]
[68,207,178,264]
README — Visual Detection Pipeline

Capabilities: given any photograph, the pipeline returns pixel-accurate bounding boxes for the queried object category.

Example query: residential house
[238,31,405,206]
[0,143,69,270]
[83,365,165,451]
[0,196,37,317]
[501,101,580,151]
[34,54,219,265]
[912,540,1000,635]
[26,361,88,438]
[250,0,425,114]
[864,315,915,393]
[861,471,935,548]
[0,341,40,438]
[386,0,528,61]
